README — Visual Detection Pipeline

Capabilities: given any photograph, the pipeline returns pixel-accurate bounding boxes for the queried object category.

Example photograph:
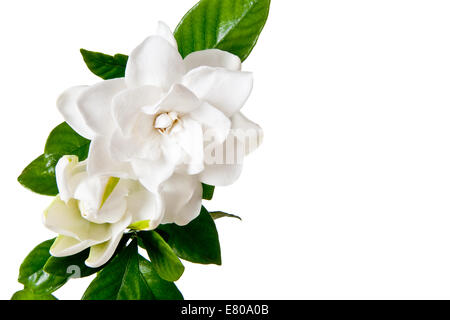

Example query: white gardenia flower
[58,22,263,192]
[43,155,201,267]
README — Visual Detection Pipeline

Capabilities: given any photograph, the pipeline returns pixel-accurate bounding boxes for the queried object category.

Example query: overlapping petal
[43,197,111,243]
[160,174,202,225]
[231,112,264,155]
[125,36,185,90]
[184,49,241,72]
[182,66,253,117]
[85,213,132,268]
[112,85,163,136]
[57,86,95,139]
[77,79,126,136]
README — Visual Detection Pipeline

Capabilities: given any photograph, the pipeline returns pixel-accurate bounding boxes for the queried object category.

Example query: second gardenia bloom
[43,155,202,267]
[58,22,263,193]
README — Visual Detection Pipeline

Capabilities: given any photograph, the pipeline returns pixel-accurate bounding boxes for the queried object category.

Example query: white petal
[127,183,165,230]
[112,85,162,136]
[144,84,200,115]
[132,159,175,193]
[156,21,178,49]
[189,102,231,145]
[172,179,202,226]
[43,197,111,242]
[199,162,243,186]
[87,136,135,179]
[174,117,204,174]
[85,213,131,268]
[55,155,87,203]
[75,176,128,224]
[231,112,263,155]
[184,49,241,72]
[96,179,129,223]
[50,235,95,257]
[160,174,200,225]
[182,66,253,117]
[110,128,162,162]
[77,79,126,136]
[57,86,95,139]
[125,36,185,90]
[200,135,245,186]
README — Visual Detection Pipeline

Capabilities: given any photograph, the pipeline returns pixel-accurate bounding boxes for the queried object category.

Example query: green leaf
[202,183,215,200]
[44,122,90,159]
[17,154,60,196]
[157,206,221,265]
[11,289,57,300]
[210,211,242,221]
[138,256,183,300]
[18,122,90,196]
[83,240,182,300]
[82,240,152,300]
[18,239,68,294]
[138,231,185,282]
[174,0,271,61]
[80,49,128,80]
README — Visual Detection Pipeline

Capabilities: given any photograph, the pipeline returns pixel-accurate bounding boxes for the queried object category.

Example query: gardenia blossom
[58,22,263,194]
[43,155,201,267]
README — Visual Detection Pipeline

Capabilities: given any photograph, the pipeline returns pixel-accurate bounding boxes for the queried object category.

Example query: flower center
[154,111,178,134]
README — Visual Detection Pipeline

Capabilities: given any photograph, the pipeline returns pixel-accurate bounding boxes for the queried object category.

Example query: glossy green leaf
[82,240,153,300]
[157,206,221,265]
[44,122,90,158]
[11,289,57,300]
[202,183,215,200]
[17,154,60,196]
[18,239,68,294]
[18,122,90,196]
[138,256,183,300]
[210,211,242,221]
[138,231,185,282]
[174,0,271,61]
[80,49,128,80]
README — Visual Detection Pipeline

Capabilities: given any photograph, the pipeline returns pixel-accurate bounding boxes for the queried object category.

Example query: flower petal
[74,177,128,224]
[50,235,95,257]
[57,86,95,139]
[172,179,202,226]
[231,112,264,155]
[182,66,253,117]
[112,85,163,136]
[110,128,162,162]
[97,179,129,223]
[127,183,165,230]
[189,102,231,145]
[199,162,243,186]
[77,78,126,136]
[173,117,204,175]
[43,197,111,242]
[87,136,135,179]
[184,49,241,72]
[160,174,201,225]
[200,134,245,186]
[55,155,87,203]
[125,36,185,90]
[131,157,176,193]
[85,213,131,268]
[156,21,178,49]
[144,84,200,115]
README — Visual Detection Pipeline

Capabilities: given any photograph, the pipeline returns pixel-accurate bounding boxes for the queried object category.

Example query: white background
[1,0,450,300]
